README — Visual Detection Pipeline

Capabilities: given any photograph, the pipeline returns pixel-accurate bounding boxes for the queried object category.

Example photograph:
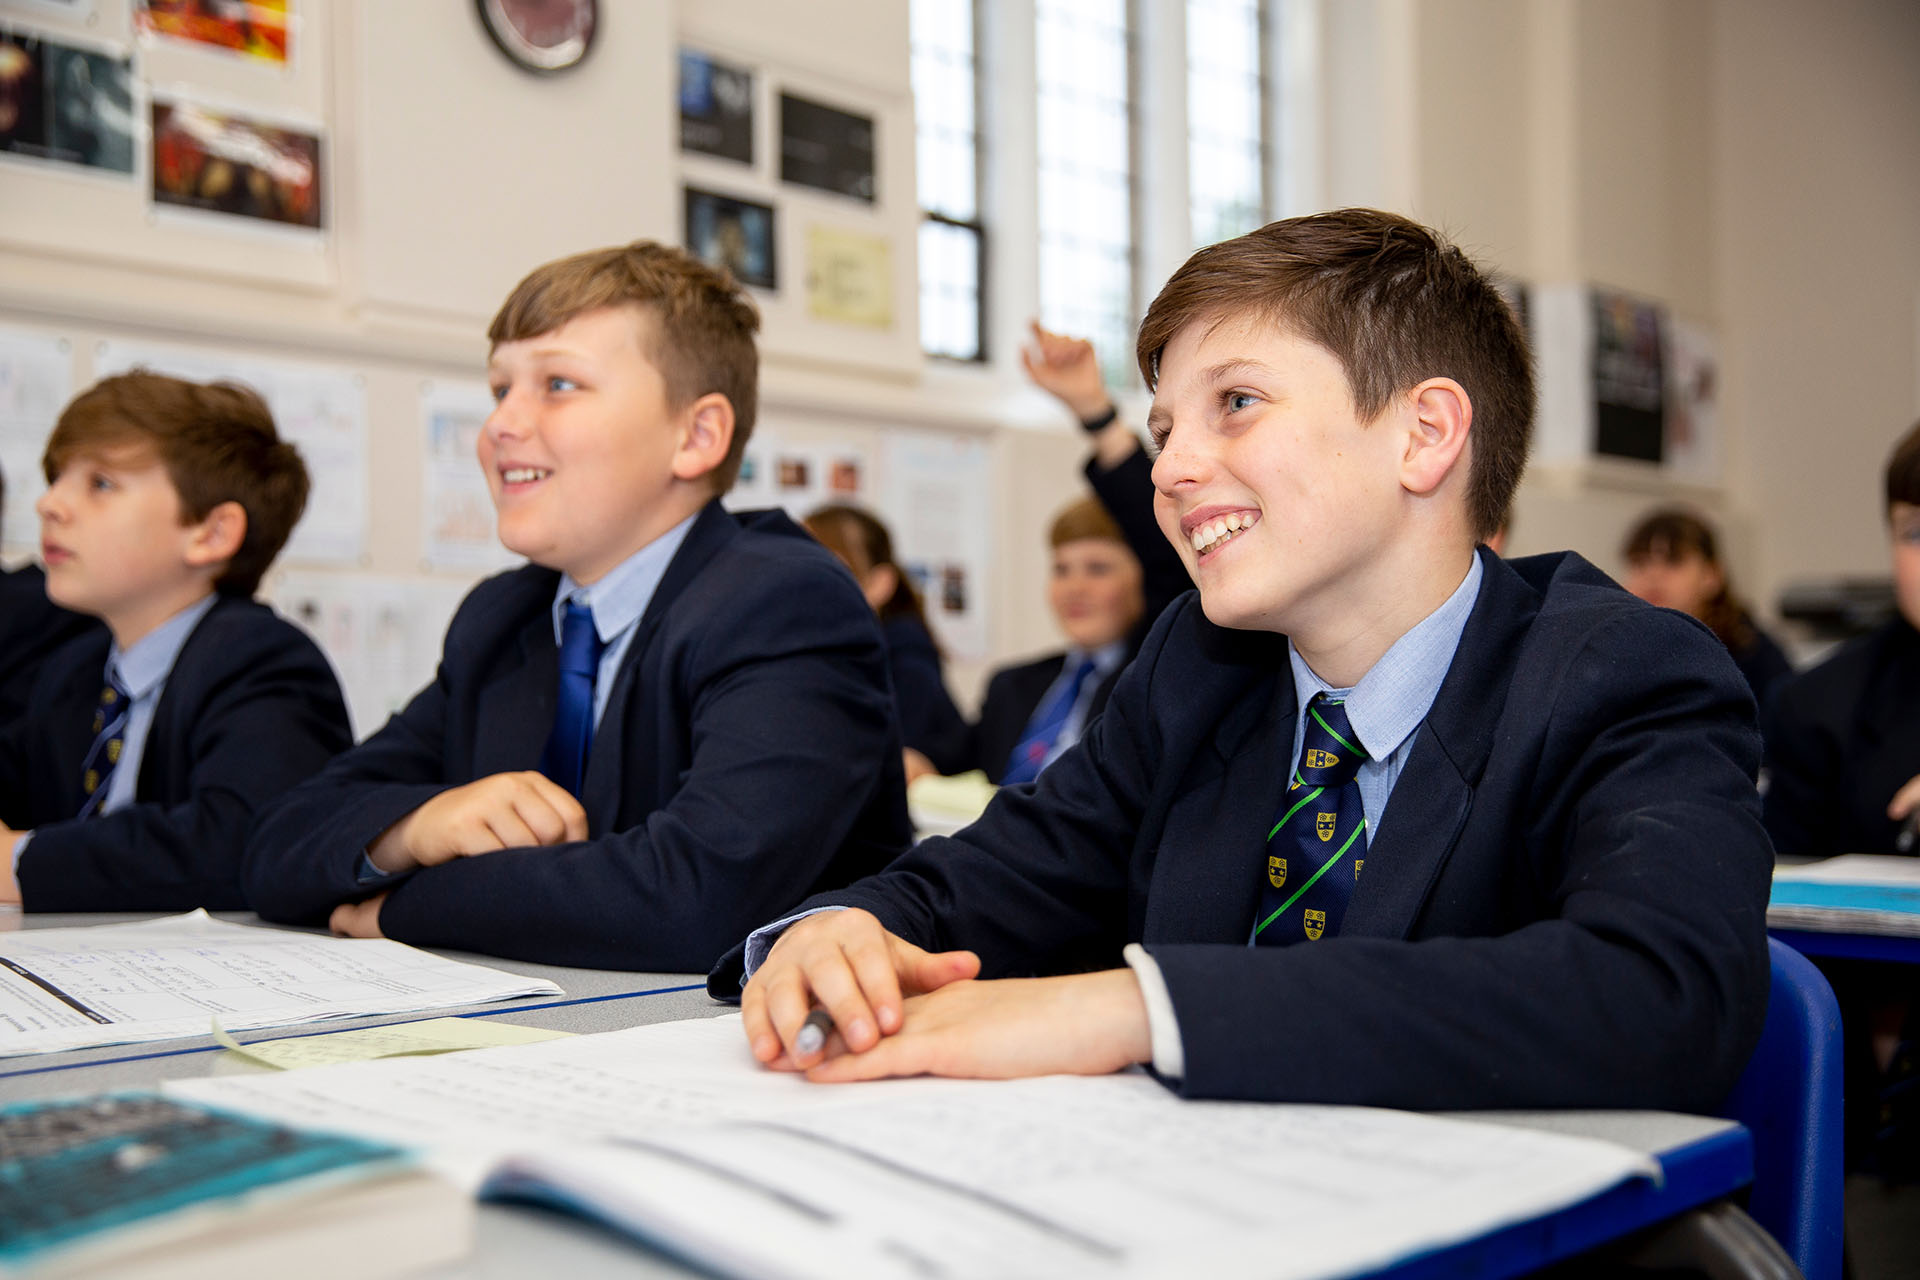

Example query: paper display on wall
[0,326,72,551]
[421,380,519,573]
[268,570,470,740]
[1663,318,1719,483]
[880,431,990,660]
[96,340,369,565]
[727,429,870,520]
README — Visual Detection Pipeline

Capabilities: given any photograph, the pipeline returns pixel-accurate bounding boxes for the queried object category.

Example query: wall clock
[476,0,597,74]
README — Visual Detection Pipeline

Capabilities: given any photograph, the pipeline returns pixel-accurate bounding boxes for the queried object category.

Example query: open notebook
[169,1013,1664,1280]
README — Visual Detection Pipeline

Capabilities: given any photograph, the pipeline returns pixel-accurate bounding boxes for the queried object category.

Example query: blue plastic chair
[1716,937,1846,1280]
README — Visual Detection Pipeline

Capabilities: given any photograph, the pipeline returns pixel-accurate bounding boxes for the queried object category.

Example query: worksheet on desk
[172,1015,1661,1280]
[0,911,560,1057]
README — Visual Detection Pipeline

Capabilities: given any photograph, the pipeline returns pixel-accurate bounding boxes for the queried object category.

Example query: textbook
[1770,854,1920,937]
[0,1094,469,1278]
[171,1014,1663,1280]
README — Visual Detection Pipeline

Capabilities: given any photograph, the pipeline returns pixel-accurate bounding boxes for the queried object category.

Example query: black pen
[794,1007,834,1056]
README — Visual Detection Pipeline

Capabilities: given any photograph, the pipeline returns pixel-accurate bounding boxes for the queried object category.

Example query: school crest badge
[1303,909,1327,941]
[1305,748,1338,769]
[1315,812,1336,842]
[1267,855,1286,889]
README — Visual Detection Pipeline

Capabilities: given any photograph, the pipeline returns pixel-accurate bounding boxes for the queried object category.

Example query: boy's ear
[184,500,247,571]
[1398,377,1473,498]
[670,392,736,484]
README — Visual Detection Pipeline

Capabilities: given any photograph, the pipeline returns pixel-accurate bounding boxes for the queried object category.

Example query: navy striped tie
[1254,694,1369,945]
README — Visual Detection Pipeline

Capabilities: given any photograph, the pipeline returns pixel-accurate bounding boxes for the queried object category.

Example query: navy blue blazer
[965,446,1192,777]
[882,615,970,775]
[246,502,913,971]
[0,597,351,911]
[714,549,1774,1113]
[0,565,100,725]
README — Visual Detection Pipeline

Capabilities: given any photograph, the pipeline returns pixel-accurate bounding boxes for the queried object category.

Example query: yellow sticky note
[212,1017,573,1071]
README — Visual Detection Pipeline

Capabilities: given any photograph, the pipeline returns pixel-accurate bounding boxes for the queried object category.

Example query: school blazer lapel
[1343,549,1536,939]
[474,580,561,780]
[581,501,740,828]
[1145,636,1294,945]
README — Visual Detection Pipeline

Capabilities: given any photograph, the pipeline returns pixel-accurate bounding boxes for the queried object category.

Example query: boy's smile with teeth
[1191,511,1259,556]
[500,466,551,485]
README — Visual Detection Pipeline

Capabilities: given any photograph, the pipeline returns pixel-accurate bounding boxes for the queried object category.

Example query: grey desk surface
[0,911,1740,1278]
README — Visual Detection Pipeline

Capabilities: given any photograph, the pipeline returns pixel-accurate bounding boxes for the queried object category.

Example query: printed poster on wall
[0,327,73,551]
[1663,319,1720,484]
[420,379,520,573]
[779,92,875,203]
[1590,289,1666,464]
[679,48,752,165]
[151,100,323,231]
[725,428,870,522]
[268,570,470,741]
[137,0,291,65]
[684,186,776,290]
[95,341,368,566]
[806,225,892,329]
[0,29,136,176]
[880,431,990,661]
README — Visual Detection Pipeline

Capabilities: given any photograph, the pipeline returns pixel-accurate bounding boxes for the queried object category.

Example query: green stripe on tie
[1253,818,1368,936]
[1308,705,1361,757]
[1268,786,1325,840]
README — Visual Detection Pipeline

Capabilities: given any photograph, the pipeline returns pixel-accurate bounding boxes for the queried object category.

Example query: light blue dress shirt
[1036,638,1129,770]
[13,594,217,869]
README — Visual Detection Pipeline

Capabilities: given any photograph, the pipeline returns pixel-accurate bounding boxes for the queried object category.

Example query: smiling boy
[246,241,910,970]
[0,372,350,910]
[725,209,1773,1110]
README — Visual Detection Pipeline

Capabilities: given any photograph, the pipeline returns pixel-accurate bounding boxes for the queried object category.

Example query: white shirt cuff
[739,905,849,987]
[10,829,32,871]
[1122,943,1185,1080]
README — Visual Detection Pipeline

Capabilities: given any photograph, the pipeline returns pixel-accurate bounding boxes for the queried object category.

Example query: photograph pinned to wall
[684,186,776,290]
[136,0,290,66]
[0,326,74,551]
[0,30,134,176]
[95,340,368,566]
[1664,319,1720,484]
[679,48,752,165]
[420,380,520,574]
[805,225,892,329]
[151,99,323,230]
[779,92,874,203]
[1590,288,1666,464]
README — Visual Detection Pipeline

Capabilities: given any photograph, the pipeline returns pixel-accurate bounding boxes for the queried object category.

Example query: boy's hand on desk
[329,891,388,938]
[743,908,980,1069]
[368,772,588,873]
[0,828,19,904]
[803,970,1152,1083]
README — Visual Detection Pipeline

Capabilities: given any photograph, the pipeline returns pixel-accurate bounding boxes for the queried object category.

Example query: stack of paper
[1770,855,1920,937]
[0,911,562,1057]
[170,1015,1662,1280]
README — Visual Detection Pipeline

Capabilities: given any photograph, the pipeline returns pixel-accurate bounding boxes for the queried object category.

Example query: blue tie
[1254,694,1370,945]
[1000,656,1099,785]
[76,671,132,820]
[540,600,605,799]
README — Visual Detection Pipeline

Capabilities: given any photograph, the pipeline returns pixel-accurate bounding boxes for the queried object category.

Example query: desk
[0,912,1752,1279]
[1770,926,1920,966]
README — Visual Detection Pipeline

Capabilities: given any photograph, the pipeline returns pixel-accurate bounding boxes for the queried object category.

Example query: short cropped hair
[1049,496,1124,549]
[1136,208,1534,541]
[488,240,761,492]
[1886,419,1920,514]
[44,371,309,597]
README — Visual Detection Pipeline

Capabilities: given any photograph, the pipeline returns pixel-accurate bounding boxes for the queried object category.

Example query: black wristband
[1079,404,1118,434]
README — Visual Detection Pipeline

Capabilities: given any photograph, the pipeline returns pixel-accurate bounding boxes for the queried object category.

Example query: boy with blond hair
[248,241,909,969]
[728,210,1773,1110]
[0,372,349,910]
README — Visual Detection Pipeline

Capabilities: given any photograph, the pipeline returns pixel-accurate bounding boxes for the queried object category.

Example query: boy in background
[0,372,350,910]
[247,241,910,971]
[730,209,1772,1112]
[0,464,100,723]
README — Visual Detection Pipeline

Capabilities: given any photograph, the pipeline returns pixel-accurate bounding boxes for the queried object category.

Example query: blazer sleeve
[1759,667,1838,857]
[1150,609,1773,1111]
[368,557,905,972]
[17,617,352,912]
[1085,444,1189,629]
[243,644,466,923]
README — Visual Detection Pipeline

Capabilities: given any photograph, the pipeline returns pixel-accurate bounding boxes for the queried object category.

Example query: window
[1186,0,1267,247]
[911,0,986,362]
[1035,0,1136,387]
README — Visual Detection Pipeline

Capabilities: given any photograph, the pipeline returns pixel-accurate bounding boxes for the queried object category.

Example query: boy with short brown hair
[247,241,909,970]
[0,371,351,910]
[730,209,1773,1111]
